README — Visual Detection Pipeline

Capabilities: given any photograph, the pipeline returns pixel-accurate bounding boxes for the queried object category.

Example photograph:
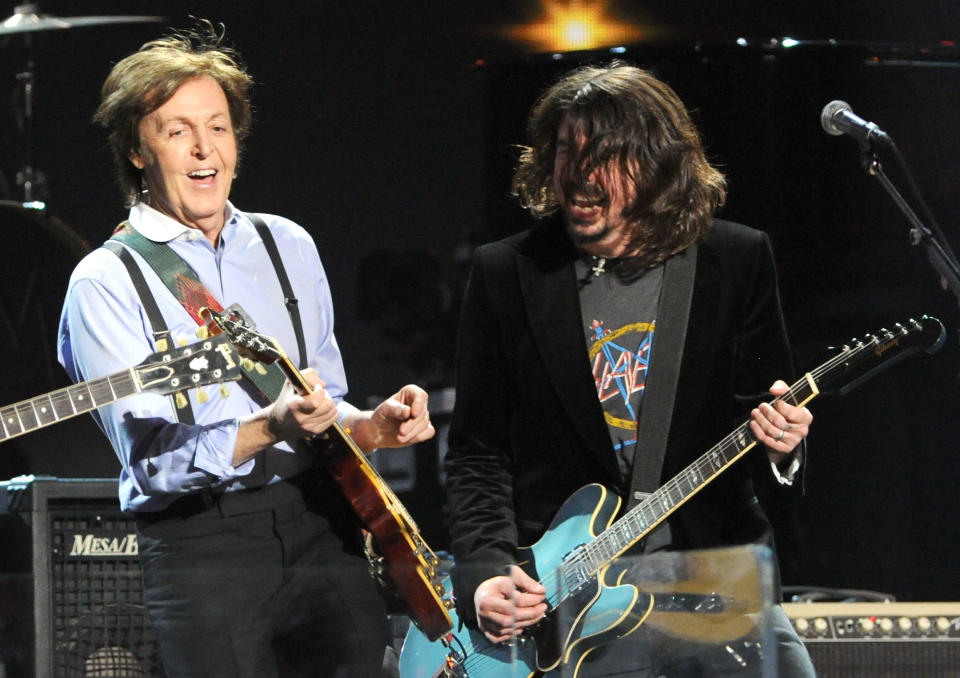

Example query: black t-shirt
[575,257,664,482]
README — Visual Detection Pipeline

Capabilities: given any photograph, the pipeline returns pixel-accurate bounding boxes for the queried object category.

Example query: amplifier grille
[48,505,162,677]
[805,641,960,678]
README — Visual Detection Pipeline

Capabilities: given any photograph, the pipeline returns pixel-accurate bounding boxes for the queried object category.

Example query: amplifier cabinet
[0,476,164,678]
[783,601,960,677]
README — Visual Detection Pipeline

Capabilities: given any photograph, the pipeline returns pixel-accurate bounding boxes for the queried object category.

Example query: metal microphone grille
[820,100,851,136]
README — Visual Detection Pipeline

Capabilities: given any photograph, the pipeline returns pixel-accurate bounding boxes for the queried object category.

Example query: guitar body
[315,432,452,641]
[399,484,654,677]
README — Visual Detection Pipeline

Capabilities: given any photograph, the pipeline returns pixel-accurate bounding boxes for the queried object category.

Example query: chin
[566,221,610,245]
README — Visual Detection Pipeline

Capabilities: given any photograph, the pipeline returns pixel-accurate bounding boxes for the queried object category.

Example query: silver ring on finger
[775,428,785,441]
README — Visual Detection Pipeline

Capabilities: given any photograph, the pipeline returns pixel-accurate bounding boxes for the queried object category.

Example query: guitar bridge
[560,545,592,594]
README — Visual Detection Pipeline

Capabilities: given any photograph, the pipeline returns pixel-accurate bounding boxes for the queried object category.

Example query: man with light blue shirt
[57,22,433,678]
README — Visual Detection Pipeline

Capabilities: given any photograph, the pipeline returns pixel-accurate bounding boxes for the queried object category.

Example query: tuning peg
[241,358,256,372]
[196,325,209,340]
[175,392,188,409]
[254,362,268,375]
[219,384,230,399]
[155,338,169,352]
[196,388,209,404]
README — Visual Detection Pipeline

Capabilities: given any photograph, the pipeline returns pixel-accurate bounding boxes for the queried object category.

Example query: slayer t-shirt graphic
[576,260,663,481]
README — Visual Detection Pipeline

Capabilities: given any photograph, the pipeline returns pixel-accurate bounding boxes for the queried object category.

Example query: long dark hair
[512,62,726,267]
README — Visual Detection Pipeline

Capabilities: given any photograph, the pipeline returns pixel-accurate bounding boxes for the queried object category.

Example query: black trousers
[136,478,391,678]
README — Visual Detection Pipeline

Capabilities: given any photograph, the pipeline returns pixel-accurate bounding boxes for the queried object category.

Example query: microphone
[820,100,892,147]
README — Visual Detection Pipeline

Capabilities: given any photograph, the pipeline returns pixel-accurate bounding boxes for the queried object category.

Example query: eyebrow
[155,112,230,129]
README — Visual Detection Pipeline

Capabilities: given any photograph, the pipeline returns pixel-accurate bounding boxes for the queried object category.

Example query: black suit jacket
[444,218,799,626]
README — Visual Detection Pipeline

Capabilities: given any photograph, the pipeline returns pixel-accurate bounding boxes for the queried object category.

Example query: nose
[193,129,213,158]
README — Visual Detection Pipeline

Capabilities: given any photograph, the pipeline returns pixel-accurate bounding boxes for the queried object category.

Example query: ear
[128,149,145,170]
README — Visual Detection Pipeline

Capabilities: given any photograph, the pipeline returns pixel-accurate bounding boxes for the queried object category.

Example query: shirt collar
[128,201,239,244]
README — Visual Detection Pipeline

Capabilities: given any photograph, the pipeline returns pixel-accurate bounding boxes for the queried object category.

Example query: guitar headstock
[819,315,946,396]
[201,307,286,366]
[136,334,244,395]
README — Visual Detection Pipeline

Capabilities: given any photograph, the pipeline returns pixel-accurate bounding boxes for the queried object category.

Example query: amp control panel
[783,602,960,641]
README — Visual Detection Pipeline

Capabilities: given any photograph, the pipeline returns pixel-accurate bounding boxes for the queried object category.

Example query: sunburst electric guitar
[203,308,454,642]
[0,335,244,443]
[399,315,946,678]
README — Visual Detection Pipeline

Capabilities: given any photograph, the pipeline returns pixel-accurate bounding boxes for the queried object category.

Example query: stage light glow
[504,1,647,52]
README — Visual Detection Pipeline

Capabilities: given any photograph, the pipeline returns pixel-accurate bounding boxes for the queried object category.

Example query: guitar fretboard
[553,334,886,604]
[0,370,139,441]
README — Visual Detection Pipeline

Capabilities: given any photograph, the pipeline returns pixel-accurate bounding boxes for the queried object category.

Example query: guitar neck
[577,370,825,580]
[0,368,140,442]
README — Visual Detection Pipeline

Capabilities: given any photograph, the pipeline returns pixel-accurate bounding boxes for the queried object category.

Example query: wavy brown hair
[93,20,253,207]
[512,62,726,266]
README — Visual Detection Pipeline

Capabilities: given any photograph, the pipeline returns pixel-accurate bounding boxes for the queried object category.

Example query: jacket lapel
[516,243,621,480]
[628,244,698,503]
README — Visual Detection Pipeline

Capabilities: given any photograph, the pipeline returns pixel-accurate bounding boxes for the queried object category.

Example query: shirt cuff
[191,418,255,480]
[769,445,803,485]
[336,399,360,422]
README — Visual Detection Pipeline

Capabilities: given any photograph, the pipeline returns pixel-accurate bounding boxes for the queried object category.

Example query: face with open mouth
[552,115,637,258]
[130,75,237,242]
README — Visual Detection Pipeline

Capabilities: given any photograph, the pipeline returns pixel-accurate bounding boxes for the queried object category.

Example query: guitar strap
[627,243,697,510]
[248,214,308,370]
[105,218,304,402]
[101,239,194,425]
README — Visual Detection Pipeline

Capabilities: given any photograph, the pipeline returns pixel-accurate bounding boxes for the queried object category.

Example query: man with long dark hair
[444,63,816,676]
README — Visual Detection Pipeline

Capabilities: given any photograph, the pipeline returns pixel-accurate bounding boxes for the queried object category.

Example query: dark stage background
[0,0,958,605]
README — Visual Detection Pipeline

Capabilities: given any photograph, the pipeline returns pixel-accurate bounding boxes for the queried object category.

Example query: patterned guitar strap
[104,221,288,405]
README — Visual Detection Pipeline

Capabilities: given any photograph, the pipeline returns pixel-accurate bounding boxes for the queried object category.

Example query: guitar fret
[0,407,12,439]
[50,390,75,419]
[629,511,646,535]
[11,403,29,434]
[71,381,95,411]
[87,378,116,407]
[33,394,59,427]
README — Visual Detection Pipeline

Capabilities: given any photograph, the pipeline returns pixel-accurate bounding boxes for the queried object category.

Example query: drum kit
[0,4,164,402]
[0,3,162,241]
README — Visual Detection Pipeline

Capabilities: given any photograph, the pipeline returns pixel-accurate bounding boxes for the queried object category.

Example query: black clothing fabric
[136,471,391,678]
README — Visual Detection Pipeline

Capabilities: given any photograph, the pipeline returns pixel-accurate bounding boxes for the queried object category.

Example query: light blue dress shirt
[58,202,353,512]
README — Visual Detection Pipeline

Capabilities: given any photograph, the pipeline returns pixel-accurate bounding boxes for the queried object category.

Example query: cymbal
[0,5,163,37]
[0,201,90,259]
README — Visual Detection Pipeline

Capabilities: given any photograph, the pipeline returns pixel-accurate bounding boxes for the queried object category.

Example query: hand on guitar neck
[229,368,337,466]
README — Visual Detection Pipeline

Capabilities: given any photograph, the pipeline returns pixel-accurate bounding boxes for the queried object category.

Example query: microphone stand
[858,139,960,306]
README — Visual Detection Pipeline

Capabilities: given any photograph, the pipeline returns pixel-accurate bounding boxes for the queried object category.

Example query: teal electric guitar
[399,315,946,678]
